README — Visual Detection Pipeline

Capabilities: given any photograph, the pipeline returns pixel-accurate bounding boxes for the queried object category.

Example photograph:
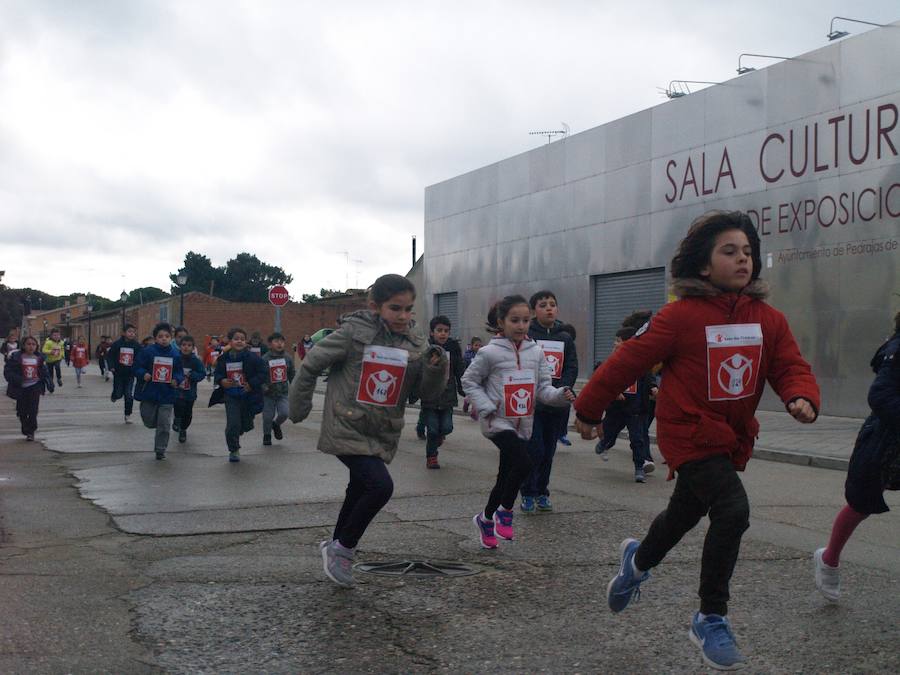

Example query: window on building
[159,305,169,322]
[434,292,459,338]
[591,268,667,366]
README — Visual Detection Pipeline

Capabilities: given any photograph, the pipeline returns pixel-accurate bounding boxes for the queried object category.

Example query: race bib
[51,347,60,357]
[226,361,245,386]
[21,356,39,384]
[210,351,220,365]
[356,345,408,407]
[706,324,763,401]
[250,347,262,355]
[180,368,191,390]
[119,347,134,366]
[624,381,638,395]
[537,340,565,379]
[502,370,536,418]
[268,358,288,383]
[152,356,174,384]
[73,346,86,362]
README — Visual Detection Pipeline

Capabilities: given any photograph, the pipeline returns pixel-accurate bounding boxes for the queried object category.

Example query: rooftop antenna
[353,259,364,288]
[660,79,722,99]
[529,122,569,145]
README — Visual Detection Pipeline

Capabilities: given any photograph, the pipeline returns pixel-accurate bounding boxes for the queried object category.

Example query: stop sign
[268,285,290,306]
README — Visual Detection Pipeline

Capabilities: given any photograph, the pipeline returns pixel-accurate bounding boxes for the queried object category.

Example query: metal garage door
[434,292,459,338]
[592,268,666,366]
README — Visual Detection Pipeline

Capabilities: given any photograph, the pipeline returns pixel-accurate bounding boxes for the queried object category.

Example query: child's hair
[429,315,451,331]
[529,290,557,309]
[123,323,136,333]
[174,325,187,335]
[486,295,529,331]
[142,336,153,344]
[22,335,38,349]
[560,323,577,340]
[671,210,761,281]
[621,310,652,329]
[616,326,637,341]
[250,332,262,341]
[50,328,60,335]
[180,335,195,346]
[471,336,483,345]
[152,322,173,337]
[267,332,285,342]
[227,327,246,340]
[369,274,416,305]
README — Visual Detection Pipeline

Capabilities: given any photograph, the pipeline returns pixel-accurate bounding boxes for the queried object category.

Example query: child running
[4,335,52,441]
[107,324,141,423]
[41,328,65,388]
[70,336,89,387]
[288,274,446,586]
[173,335,206,444]
[261,332,295,446]
[815,311,900,601]
[418,315,465,469]
[96,335,111,381]
[574,211,819,671]
[133,322,183,460]
[211,328,266,462]
[461,295,575,549]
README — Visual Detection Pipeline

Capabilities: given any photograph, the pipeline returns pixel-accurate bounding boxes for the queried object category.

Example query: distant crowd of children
[3,209,898,672]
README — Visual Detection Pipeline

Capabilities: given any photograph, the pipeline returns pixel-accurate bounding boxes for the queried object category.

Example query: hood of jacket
[528,318,571,339]
[671,278,769,300]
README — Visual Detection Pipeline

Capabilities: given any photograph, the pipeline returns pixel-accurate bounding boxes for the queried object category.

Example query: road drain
[354,560,481,578]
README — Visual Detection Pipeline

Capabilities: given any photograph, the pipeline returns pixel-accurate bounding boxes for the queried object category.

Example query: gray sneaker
[814,548,840,602]
[319,540,355,587]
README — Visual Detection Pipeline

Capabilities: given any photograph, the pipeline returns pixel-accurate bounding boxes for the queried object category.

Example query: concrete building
[424,23,900,417]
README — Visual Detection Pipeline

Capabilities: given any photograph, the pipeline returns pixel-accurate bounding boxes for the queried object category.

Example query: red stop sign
[268,285,290,306]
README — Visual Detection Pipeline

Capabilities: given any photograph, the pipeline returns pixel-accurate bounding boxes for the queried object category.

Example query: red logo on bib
[152,357,173,384]
[706,324,763,401]
[537,340,565,379]
[119,348,134,366]
[269,358,287,383]
[502,370,536,418]
[356,345,408,407]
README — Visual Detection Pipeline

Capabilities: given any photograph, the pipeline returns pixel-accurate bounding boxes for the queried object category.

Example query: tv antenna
[352,259,364,288]
[529,122,569,144]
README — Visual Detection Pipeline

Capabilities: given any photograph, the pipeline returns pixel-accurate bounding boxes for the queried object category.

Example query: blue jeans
[521,409,564,498]
[422,407,453,457]
[600,411,651,470]
[111,372,135,416]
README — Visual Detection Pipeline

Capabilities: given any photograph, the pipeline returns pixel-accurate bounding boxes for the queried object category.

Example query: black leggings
[334,455,394,549]
[174,398,195,430]
[485,431,533,519]
[16,385,41,435]
[634,454,750,616]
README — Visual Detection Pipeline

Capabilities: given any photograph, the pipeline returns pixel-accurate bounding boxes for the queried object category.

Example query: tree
[170,251,292,303]
[169,251,226,296]
[301,288,345,303]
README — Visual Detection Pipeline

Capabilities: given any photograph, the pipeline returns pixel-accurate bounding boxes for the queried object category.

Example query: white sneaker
[814,548,840,602]
[124,415,132,424]
[642,460,655,474]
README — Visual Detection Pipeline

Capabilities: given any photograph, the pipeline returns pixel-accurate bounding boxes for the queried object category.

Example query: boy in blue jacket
[173,335,207,444]
[211,327,266,462]
[134,322,183,460]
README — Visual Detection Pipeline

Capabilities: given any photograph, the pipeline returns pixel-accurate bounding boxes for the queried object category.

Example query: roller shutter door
[434,292,459,338]
[592,268,666,366]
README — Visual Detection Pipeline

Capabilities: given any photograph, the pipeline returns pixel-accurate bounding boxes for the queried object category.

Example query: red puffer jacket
[575,279,820,475]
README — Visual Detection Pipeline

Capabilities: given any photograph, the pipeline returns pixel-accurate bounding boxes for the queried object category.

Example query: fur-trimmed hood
[671,278,769,300]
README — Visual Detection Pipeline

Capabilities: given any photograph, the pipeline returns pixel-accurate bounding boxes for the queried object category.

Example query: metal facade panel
[424,23,900,417]
[591,268,667,366]
[434,292,459,338]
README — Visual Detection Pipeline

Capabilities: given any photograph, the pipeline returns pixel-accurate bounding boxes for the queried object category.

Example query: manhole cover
[354,560,481,578]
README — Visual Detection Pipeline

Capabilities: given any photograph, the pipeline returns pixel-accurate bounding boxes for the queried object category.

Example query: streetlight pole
[87,303,94,354]
[176,274,187,327]
[120,290,128,331]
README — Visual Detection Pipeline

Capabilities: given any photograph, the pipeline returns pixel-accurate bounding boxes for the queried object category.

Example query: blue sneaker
[689,612,747,671]
[606,538,650,613]
[558,435,572,446]
[536,495,553,511]
[520,496,536,514]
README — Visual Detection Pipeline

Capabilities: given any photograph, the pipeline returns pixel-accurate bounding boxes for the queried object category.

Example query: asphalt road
[1,369,897,673]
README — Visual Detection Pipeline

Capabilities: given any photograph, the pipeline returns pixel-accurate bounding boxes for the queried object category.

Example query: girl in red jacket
[71,336,90,387]
[575,210,819,671]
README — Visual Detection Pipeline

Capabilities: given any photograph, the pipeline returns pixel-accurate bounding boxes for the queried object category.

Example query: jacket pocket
[333,399,369,438]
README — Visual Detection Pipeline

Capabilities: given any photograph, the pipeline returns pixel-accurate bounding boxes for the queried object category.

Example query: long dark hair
[671,210,761,282]
[485,294,529,332]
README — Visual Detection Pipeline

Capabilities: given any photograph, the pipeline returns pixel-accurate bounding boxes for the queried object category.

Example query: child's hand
[616,394,626,401]
[788,398,816,423]
[221,379,233,389]
[575,418,601,440]
[143,373,152,382]
[650,386,659,400]
[428,350,443,367]
[242,383,252,393]
[170,380,178,388]
[563,387,576,402]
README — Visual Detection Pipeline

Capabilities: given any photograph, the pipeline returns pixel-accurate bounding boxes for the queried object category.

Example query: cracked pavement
[1,371,898,673]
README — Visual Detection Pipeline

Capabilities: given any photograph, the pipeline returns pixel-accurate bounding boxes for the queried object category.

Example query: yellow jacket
[42,339,65,363]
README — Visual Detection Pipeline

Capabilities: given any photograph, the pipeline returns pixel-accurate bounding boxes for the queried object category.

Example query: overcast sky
[1,0,897,299]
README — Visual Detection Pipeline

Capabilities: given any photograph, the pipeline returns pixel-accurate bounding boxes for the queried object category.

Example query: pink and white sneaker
[473,513,498,549]
[493,508,515,540]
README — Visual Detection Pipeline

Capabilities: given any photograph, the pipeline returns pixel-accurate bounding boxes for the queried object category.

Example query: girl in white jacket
[461,295,575,548]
